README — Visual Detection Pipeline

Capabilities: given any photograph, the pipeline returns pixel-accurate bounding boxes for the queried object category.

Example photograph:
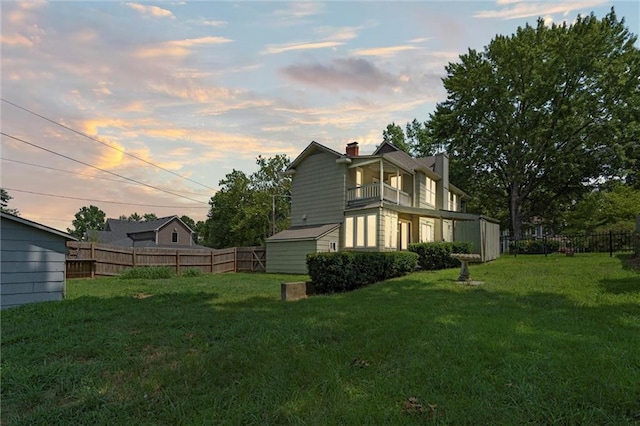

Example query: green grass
[2,254,639,425]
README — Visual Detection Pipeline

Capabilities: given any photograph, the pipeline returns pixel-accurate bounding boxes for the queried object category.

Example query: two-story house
[266,141,499,273]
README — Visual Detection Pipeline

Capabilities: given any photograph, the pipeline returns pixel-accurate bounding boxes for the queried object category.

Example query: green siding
[266,240,317,274]
[291,151,346,227]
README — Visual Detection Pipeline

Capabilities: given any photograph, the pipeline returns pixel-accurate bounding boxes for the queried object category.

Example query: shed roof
[266,223,341,242]
[1,212,77,240]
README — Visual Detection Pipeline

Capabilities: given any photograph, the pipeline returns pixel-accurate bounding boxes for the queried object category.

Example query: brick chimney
[346,142,359,157]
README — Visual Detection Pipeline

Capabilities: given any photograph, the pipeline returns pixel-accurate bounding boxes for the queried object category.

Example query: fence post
[211,250,214,273]
[234,247,238,273]
[90,242,95,278]
[543,235,548,257]
[609,230,613,257]
[176,250,180,274]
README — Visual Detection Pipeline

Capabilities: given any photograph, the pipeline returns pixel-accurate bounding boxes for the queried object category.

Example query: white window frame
[425,177,436,207]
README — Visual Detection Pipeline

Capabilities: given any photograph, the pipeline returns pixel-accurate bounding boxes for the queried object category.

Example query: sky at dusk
[1,0,638,232]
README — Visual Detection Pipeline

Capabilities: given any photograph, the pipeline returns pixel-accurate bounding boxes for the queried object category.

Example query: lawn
[2,254,639,425]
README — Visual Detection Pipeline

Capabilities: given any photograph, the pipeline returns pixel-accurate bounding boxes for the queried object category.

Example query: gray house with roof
[93,215,198,248]
[266,141,500,274]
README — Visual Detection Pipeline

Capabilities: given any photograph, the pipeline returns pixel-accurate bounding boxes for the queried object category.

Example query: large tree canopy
[203,155,291,248]
[424,9,639,238]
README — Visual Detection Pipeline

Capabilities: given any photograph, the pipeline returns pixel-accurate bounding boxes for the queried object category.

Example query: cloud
[0,33,34,47]
[474,0,607,20]
[263,40,345,54]
[125,3,175,19]
[262,25,357,54]
[274,3,324,19]
[282,58,401,93]
[135,36,233,58]
[203,20,227,27]
[352,45,421,58]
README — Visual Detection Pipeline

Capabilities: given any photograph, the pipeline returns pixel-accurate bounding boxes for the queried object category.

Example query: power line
[1,98,217,191]
[1,132,208,204]
[3,187,209,209]
[1,157,211,197]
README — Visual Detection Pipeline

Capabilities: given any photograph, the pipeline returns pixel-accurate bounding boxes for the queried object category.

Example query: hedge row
[509,239,561,254]
[306,251,418,294]
[407,242,472,270]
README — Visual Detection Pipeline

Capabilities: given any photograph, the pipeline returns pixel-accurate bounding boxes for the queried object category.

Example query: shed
[454,217,501,262]
[1,212,77,309]
[266,223,340,274]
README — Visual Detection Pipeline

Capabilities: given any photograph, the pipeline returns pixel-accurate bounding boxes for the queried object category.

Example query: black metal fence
[501,231,639,257]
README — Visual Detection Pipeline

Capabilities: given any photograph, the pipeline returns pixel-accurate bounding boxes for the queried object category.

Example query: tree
[1,188,19,215]
[128,212,142,222]
[143,213,157,222]
[424,9,640,238]
[381,119,447,157]
[563,182,640,233]
[382,123,411,154]
[68,205,106,239]
[203,155,291,248]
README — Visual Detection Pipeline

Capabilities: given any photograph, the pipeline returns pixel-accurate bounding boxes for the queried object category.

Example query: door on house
[398,220,411,250]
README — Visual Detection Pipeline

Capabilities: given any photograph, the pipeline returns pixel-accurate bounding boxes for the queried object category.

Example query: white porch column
[379,159,384,202]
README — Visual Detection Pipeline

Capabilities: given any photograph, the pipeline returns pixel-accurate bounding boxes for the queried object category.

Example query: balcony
[347,183,412,207]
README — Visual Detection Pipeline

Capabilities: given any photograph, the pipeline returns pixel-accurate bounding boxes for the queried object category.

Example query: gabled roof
[287,141,344,171]
[370,141,440,179]
[98,216,195,246]
[1,212,77,240]
[266,223,341,242]
[105,215,186,234]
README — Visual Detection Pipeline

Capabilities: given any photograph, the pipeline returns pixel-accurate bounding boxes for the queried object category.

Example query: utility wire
[3,187,209,209]
[1,157,211,197]
[1,132,207,205]
[1,98,217,191]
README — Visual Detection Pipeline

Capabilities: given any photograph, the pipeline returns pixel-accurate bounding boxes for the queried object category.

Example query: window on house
[449,192,458,211]
[345,217,354,248]
[367,215,376,247]
[389,174,402,189]
[384,214,397,249]
[172,231,178,243]
[356,216,365,246]
[344,214,377,248]
[425,177,436,207]
[420,220,434,243]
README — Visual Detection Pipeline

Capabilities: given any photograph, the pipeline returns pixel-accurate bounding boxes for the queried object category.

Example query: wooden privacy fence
[66,242,266,278]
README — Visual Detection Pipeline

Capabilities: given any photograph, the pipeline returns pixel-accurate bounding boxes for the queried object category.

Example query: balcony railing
[347,183,412,206]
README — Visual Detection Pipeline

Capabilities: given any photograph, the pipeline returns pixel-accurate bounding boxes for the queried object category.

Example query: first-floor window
[384,213,397,249]
[345,214,377,248]
[345,217,354,248]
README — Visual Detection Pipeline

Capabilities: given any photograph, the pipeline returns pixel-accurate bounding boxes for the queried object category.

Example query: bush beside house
[306,251,418,294]
[408,241,471,270]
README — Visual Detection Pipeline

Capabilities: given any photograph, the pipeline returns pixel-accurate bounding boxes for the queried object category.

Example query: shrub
[509,238,561,254]
[408,242,471,270]
[306,251,418,294]
[119,266,174,280]
[182,267,202,277]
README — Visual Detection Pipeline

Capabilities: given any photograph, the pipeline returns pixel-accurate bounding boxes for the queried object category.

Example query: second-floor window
[425,177,436,207]
[172,231,179,243]
[448,192,457,211]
